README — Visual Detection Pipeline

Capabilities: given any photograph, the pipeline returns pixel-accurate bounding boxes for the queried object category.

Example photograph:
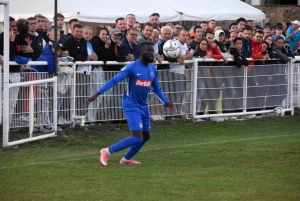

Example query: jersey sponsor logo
[137,73,142,76]
[135,79,152,87]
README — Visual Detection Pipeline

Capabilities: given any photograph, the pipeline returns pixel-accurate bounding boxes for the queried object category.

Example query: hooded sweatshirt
[214,30,229,58]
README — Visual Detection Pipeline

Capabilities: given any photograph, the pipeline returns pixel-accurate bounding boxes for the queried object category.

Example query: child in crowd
[14,19,33,64]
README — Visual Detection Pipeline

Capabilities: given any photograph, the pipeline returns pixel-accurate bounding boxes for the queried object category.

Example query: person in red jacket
[202,30,228,122]
[247,30,269,116]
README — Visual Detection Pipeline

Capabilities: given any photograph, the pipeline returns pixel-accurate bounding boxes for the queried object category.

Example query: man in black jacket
[63,24,88,63]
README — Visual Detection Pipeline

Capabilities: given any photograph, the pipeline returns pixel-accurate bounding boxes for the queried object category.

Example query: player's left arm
[151,70,175,112]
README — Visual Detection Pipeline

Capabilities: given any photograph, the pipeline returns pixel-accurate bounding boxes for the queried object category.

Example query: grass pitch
[0,113,300,201]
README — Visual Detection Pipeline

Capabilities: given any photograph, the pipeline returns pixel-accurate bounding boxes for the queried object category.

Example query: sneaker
[33,126,41,132]
[210,117,221,122]
[244,114,256,119]
[41,125,54,133]
[193,118,205,122]
[156,115,164,121]
[20,115,36,122]
[58,116,68,123]
[218,117,225,122]
[227,116,238,120]
[9,128,19,132]
[120,159,141,165]
[99,148,110,166]
[151,115,159,121]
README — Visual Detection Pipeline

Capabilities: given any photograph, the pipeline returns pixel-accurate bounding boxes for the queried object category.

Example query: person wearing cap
[136,22,153,45]
[109,28,134,69]
[286,20,300,53]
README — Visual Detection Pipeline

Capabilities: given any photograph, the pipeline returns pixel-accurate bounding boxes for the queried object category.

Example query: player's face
[141,45,154,62]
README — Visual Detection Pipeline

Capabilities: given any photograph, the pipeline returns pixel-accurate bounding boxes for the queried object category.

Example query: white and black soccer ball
[163,39,181,59]
[274,107,285,117]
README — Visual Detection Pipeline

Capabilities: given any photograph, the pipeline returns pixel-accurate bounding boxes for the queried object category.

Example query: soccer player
[86,42,175,166]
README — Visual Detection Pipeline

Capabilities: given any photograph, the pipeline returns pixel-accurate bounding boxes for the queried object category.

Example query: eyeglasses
[284,46,290,48]
[175,27,182,29]
[29,22,37,26]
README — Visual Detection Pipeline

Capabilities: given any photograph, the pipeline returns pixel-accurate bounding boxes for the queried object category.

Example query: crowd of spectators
[1,12,299,130]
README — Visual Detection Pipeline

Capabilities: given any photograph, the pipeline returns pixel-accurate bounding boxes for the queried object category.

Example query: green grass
[0,113,300,201]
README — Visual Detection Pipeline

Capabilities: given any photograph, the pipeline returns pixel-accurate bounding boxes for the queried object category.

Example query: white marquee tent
[0,0,265,23]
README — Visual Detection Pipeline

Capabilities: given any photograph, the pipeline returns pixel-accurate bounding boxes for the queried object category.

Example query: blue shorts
[124,106,150,132]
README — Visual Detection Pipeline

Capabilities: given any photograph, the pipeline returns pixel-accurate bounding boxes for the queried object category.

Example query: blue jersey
[98,59,169,108]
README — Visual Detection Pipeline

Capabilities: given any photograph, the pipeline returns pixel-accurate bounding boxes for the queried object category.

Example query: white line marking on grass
[0,133,299,170]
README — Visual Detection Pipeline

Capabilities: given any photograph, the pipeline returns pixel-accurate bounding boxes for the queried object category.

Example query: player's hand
[85,92,100,107]
[166,102,175,113]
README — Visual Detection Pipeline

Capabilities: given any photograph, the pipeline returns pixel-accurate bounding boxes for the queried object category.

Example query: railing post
[70,63,77,127]
[289,59,294,116]
[192,58,198,118]
[29,85,34,136]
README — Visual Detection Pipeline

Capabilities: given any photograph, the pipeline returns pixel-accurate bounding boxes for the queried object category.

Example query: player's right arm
[85,66,130,106]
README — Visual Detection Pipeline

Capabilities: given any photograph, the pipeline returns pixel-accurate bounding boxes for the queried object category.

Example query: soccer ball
[274,107,285,117]
[163,39,181,58]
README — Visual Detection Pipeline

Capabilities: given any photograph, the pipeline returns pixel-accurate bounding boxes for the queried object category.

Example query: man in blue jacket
[31,42,63,132]
[120,27,139,61]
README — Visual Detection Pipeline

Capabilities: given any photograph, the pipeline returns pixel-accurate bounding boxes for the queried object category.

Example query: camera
[106,35,110,41]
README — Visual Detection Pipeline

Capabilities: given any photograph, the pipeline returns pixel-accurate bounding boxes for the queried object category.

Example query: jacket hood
[214,30,225,42]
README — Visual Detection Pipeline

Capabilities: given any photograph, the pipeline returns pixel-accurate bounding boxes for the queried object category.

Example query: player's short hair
[139,41,152,51]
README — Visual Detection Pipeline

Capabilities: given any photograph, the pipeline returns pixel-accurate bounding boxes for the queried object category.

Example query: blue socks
[108,136,143,153]
[124,139,148,160]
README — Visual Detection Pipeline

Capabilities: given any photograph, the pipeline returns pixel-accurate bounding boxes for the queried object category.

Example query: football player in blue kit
[86,42,174,166]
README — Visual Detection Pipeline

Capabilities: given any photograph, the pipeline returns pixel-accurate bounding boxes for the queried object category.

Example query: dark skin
[85,44,174,139]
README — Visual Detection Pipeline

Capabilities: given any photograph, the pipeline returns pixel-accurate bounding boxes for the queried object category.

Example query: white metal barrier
[1,62,57,148]
[1,57,300,147]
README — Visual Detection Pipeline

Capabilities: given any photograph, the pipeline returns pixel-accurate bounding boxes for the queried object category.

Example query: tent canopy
[0,0,265,23]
